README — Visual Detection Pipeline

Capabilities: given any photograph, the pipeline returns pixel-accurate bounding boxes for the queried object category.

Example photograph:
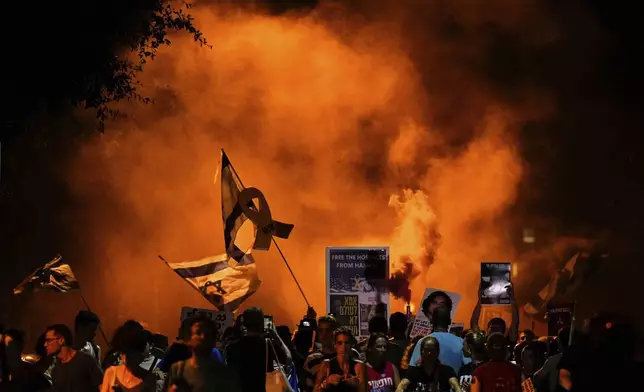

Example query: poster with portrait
[409,288,462,338]
[481,262,512,305]
[326,247,389,337]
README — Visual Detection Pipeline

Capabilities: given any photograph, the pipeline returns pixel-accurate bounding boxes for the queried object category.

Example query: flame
[63,1,539,337]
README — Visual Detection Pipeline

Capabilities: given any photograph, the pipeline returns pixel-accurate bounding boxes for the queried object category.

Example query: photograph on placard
[480,262,512,305]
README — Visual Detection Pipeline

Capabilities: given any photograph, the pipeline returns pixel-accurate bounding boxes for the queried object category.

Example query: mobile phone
[264,315,274,331]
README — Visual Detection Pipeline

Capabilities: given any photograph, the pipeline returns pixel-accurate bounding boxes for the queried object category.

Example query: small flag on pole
[13,255,80,295]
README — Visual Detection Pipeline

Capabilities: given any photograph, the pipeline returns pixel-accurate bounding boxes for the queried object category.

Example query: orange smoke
[64,1,545,338]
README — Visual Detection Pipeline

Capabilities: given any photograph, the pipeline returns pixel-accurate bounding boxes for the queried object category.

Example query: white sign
[180,306,233,340]
[409,288,462,338]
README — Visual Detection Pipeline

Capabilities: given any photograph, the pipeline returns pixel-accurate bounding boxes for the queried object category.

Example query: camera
[298,317,317,332]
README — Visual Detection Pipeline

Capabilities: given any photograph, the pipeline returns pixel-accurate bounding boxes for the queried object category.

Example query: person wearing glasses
[314,327,367,392]
[44,324,103,392]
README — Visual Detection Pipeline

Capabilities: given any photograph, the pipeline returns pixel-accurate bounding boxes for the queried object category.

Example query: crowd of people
[0,291,641,392]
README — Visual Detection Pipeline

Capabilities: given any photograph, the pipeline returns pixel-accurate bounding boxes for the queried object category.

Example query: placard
[409,288,462,338]
[547,302,574,336]
[481,262,512,305]
[326,247,389,337]
[180,306,233,340]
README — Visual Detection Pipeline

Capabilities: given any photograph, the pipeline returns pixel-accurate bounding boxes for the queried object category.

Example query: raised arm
[355,362,368,392]
[470,285,484,330]
[507,284,519,343]
[314,360,330,392]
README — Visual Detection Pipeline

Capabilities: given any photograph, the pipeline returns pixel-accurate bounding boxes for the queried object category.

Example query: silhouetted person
[226,307,291,392]
[74,311,102,366]
[101,324,155,392]
[165,315,239,392]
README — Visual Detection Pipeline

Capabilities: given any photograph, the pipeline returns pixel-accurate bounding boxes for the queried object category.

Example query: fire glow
[64,1,535,337]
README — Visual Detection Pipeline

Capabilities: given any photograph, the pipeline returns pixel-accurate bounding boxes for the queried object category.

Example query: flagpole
[80,294,112,350]
[222,149,311,308]
[568,301,576,347]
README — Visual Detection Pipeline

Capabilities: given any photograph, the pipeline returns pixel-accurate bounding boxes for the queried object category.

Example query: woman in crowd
[396,336,461,392]
[364,333,400,392]
[314,327,367,392]
[101,323,156,392]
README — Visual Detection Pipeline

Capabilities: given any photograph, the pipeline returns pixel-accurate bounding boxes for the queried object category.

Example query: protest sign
[547,302,575,336]
[180,306,233,340]
[409,288,462,338]
[326,247,389,337]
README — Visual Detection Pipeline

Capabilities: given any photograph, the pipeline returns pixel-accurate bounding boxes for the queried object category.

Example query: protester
[74,311,102,366]
[398,336,423,377]
[388,313,408,352]
[100,324,156,392]
[408,307,469,374]
[470,333,522,392]
[533,327,570,392]
[396,336,461,392]
[302,315,338,392]
[518,330,536,344]
[557,313,634,391]
[226,307,291,392]
[165,315,239,392]
[2,328,50,391]
[158,319,192,374]
[34,331,55,387]
[458,330,487,392]
[470,285,519,344]
[277,325,300,392]
[45,323,103,392]
[361,317,404,370]
[314,327,367,392]
[520,341,547,381]
[364,333,400,392]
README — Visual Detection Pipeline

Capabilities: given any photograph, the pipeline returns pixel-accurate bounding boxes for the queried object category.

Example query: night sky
[2,0,643,334]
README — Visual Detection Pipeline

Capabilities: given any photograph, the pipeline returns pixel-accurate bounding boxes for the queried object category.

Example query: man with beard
[45,324,103,392]
[301,315,338,392]
[165,315,238,392]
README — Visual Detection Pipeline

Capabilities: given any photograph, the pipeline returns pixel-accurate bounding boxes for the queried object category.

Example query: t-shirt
[366,362,396,392]
[51,351,103,392]
[409,332,471,374]
[405,363,455,392]
[167,358,239,392]
[471,361,522,392]
[458,360,486,392]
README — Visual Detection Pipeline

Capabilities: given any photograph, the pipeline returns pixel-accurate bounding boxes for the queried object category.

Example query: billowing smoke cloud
[63,0,578,337]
